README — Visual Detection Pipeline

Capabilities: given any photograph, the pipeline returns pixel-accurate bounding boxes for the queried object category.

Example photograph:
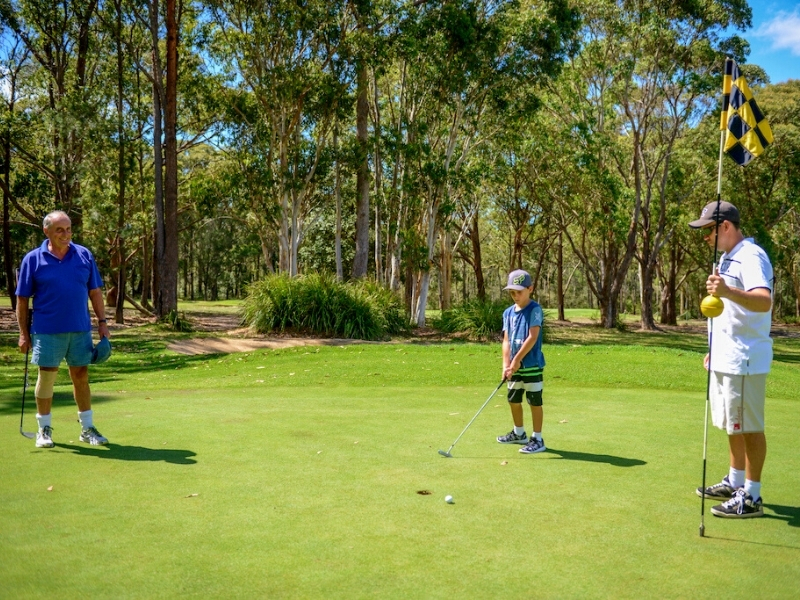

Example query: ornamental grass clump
[242,274,408,340]
[434,299,550,342]
[433,299,506,340]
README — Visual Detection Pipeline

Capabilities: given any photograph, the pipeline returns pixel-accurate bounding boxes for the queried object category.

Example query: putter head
[438,449,452,458]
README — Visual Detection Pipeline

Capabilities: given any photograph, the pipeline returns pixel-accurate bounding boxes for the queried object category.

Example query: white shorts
[710,372,766,434]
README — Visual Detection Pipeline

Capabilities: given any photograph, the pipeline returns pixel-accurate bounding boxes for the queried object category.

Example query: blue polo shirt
[15,240,104,335]
[503,300,545,372]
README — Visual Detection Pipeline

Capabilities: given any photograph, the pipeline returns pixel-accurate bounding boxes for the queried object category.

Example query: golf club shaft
[444,379,506,454]
[700,392,710,536]
[19,308,36,439]
[20,347,33,438]
[699,186,722,536]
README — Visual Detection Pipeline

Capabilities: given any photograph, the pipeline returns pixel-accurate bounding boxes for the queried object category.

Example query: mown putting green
[1,329,798,598]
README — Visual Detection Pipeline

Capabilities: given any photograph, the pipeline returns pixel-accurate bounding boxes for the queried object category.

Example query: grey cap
[689,201,740,229]
[504,269,532,291]
[91,337,112,364]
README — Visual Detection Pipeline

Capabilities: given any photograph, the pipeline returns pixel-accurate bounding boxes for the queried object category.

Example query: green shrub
[434,299,551,342]
[242,274,408,340]
[433,299,507,340]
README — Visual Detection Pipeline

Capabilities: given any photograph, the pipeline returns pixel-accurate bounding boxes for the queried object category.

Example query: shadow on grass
[56,442,197,464]
[545,447,646,467]
[0,392,124,416]
[764,504,800,528]
[705,535,800,550]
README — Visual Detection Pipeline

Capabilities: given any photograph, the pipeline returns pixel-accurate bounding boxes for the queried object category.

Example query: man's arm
[89,288,110,338]
[707,273,772,313]
[16,296,31,353]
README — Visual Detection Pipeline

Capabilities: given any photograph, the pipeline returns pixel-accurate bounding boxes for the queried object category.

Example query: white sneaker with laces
[80,426,108,446]
[36,425,54,448]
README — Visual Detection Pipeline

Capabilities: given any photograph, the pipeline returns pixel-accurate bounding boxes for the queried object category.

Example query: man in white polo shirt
[689,201,773,518]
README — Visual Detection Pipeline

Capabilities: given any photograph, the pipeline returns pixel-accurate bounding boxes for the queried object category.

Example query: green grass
[1,323,799,598]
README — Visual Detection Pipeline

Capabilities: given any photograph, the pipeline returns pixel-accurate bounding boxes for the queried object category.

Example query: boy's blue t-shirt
[15,240,104,335]
[502,300,545,371]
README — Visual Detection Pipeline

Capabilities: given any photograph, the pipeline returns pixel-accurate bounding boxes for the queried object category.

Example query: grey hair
[43,210,70,229]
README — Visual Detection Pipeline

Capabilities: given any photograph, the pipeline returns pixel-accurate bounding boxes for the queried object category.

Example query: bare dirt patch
[167,336,360,355]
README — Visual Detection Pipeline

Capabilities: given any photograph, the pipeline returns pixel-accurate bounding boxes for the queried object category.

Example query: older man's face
[44,214,72,253]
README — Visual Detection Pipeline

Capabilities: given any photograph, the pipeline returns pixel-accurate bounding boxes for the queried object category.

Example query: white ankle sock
[514,426,525,436]
[533,432,542,441]
[729,467,745,488]
[745,480,761,500]
[78,410,93,429]
[36,413,52,429]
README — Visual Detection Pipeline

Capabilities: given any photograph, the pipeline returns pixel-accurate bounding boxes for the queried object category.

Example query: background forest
[2,0,799,330]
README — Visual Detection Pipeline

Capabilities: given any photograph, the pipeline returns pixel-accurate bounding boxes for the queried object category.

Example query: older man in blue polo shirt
[16,210,111,448]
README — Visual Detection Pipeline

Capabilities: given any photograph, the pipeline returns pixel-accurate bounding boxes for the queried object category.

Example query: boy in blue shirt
[497,269,546,454]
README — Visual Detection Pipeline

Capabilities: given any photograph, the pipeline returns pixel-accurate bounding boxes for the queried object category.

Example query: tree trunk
[469,211,485,301]
[639,260,657,330]
[659,244,678,325]
[440,229,452,310]
[557,231,565,321]
[155,0,179,317]
[373,77,383,284]
[2,115,15,310]
[114,0,126,324]
[149,0,164,309]
[334,124,343,281]
[352,59,370,278]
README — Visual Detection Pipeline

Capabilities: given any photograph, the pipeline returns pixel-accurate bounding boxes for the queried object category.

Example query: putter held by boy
[497,269,546,454]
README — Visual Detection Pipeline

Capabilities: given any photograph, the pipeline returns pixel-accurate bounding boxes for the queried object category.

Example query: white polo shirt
[709,238,774,375]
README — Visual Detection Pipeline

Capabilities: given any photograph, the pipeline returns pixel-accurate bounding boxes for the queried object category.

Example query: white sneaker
[80,426,108,445]
[36,426,55,448]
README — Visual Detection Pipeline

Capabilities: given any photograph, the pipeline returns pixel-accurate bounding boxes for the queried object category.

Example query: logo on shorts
[732,420,740,431]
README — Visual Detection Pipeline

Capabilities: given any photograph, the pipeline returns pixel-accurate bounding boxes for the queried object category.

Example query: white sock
[729,467,745,489]
[745,480,761,500]
[514,425,525,436]
[533,432,542,441]
[36,413,52,429]
[78,410,93,429]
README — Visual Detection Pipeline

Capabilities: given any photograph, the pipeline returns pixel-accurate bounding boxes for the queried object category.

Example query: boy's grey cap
[689,201,740,229]
[504,269,532,290]
[92,337,112,364]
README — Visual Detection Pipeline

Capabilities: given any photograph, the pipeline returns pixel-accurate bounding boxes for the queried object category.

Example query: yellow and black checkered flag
[720,58,773,166]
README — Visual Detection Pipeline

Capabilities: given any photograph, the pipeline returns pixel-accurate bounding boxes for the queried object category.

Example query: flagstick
[700,129,726,538]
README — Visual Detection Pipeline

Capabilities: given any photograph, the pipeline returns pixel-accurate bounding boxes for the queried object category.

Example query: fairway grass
[1,336,799,598]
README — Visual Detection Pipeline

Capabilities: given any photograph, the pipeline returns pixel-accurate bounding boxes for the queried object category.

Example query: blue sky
[745,1,800,84]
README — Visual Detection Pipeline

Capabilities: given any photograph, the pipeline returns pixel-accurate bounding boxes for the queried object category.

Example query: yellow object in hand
[700,295,724,318]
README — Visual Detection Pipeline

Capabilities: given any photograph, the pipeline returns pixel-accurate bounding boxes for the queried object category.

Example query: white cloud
[755,10,800,56]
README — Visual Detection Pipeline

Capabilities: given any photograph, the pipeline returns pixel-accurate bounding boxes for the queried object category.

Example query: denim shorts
[32,332,93,368]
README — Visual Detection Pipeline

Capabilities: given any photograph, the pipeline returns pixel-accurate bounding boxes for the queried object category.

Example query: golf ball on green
[445,495,454,504]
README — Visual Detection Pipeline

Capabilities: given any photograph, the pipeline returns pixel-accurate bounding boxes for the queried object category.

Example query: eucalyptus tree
[1,36,32,307]
[380,0,578,325]
[203,0,349,277]
[546,0,752,328]
[0,0,102,229]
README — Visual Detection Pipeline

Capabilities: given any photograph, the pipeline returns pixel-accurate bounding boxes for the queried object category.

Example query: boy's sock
[729,467,745,489]
[744,480,762,500]
[36,413,52,430]
[533,432,542,441]
[513,426,526,436]
[78,409,94,430]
